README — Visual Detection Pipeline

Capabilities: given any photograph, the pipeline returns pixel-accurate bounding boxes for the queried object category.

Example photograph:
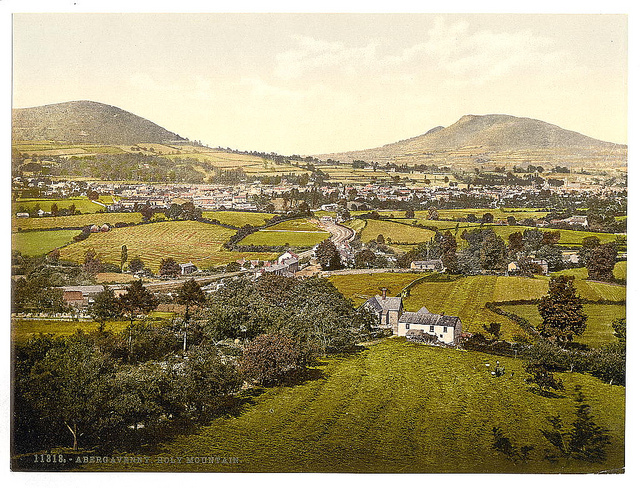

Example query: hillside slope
[12,100,187,144]
[316,114,627,168]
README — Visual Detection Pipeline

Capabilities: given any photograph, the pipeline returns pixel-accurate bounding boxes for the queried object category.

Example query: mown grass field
[83,339,625,473]
[11,319,130,342]
[500,304,625,348]
[239,229,330,248]
[264,218,323,232]
[552,262,627,282]
[13,196,113,214]
[202,211,275,227]
[12,230,80,256]
[402,275,550,339]
[328,272,431,306]
[58,220,276,271]
[12,212,142,232]
[355,219,436,244]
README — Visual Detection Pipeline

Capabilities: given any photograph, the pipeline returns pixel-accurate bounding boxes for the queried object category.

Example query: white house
[180,262,198,275]
[398,307,463,345]
[410,259,444,272]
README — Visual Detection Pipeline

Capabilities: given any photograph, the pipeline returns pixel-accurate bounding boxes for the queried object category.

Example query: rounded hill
[12,100,187,145]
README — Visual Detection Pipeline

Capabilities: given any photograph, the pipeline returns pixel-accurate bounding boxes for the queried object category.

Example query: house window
[406,323,410,330]
[429,325,434,332]
[443,326,448,333]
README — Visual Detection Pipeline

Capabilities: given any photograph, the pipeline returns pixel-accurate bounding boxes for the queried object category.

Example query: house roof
[365,295,403,312]
[61,285,105,295]
[399,308,460,328]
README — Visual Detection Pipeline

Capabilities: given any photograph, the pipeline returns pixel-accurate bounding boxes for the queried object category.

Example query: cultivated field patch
[12,212,142,232]
[58,220,276,271]
[202,211,276,227]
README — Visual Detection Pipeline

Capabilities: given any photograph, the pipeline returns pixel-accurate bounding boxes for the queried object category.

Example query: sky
[11,11,629,155]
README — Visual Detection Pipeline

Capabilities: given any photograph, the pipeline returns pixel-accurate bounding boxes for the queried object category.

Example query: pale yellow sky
[12,12,627,154]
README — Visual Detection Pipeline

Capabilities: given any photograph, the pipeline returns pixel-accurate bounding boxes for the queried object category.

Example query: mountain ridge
[315,113,626,167]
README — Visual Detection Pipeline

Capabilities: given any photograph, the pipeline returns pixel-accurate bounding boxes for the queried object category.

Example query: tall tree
[89,287,121,331]
[585,242,617,282]
[83,249,102,276]
[120,244,128,272]
[118,280,158,358]
[537,276,587,343]
[176,279,207,350]
[316,239,341,270]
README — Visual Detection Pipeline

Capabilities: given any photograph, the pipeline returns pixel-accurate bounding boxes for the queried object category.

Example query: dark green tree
[316,239,342,270]
[176,279,207,350]
[585,242,617,282]
[159,257,182,277]
[128,256,145,274]
[119,280,158,328]
[537,276,587,343]
[83,248,102,276]
[240,333,308,386]
[89,287,121,331]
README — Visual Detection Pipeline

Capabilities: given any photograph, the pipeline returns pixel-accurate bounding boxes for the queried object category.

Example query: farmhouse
[410,259,444,272]
[258,251,299,278]
[363,288,403,330]
[61,285,105,308]
[398,307,463,345]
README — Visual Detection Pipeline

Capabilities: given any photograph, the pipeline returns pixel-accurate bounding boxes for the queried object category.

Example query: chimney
[381,287,388,300]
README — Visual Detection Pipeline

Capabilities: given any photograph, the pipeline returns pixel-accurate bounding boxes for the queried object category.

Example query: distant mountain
[12,100,187,145]
[316,114,627,168]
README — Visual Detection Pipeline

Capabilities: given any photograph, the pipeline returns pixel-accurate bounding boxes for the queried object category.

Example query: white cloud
[273,17,574,87]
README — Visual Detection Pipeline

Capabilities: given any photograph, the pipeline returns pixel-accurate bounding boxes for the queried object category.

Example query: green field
[500,304,625,348]
[83,339,624,473]
[265,218,324,232]
[329,272,431,306]
[553,262,627,282]
[356,219,436,244]
[239,229,330,248]
[58,220,276,271]
[12,230,80,256]
[13,196,112,214]
[12,212,143,232]
[11,319,130,342]
[202,211,276,227]
[402,275,550,339]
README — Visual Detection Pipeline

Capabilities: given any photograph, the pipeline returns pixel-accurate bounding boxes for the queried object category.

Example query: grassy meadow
[500,303,625,348]
[82,339,625,473]
[13,196,113,214]
[202,211,276,227]
[328,272,431,306]
[58,220,276,271]
[328,273,626,341]
[239,229,330,248]
[11,319,130,343]
[356,219,436,244]
[12,230,80,256]
[12,212,143,232]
